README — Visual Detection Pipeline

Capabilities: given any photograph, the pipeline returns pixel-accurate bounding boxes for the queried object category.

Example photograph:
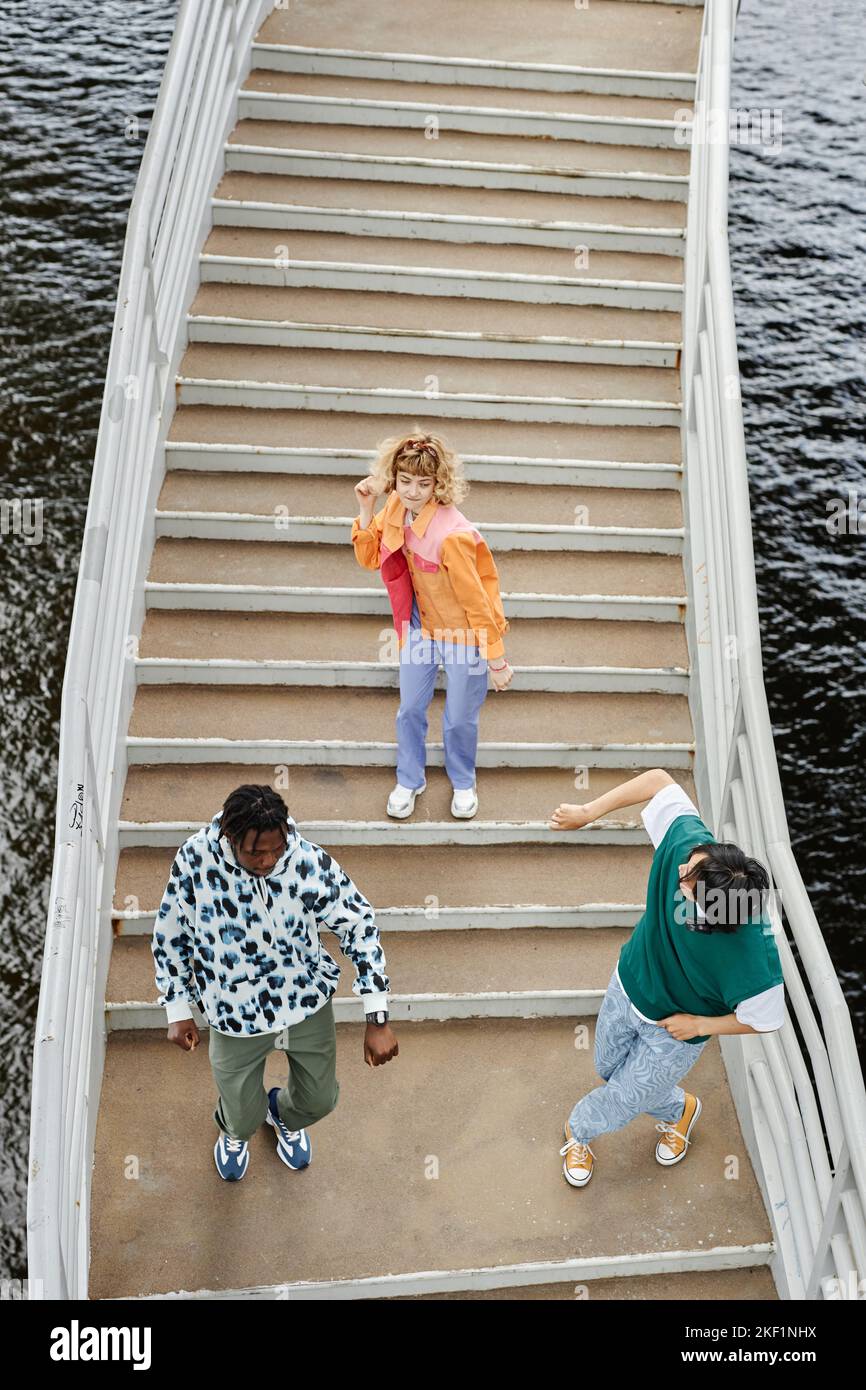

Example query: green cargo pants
[208,996,340,1141]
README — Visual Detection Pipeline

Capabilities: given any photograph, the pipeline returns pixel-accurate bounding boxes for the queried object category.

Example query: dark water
[728,2,866,1061]
[0,0,179,1282]
[0,0,863,1281]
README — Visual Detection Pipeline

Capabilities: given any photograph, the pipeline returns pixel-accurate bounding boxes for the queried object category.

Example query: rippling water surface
[1,0,863,1280]
[1,0,179,1281]
[728,1,866,1065]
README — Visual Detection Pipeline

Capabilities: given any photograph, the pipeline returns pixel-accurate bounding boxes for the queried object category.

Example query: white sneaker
[560,1122,594,1187]
[451,784,478,818]
[387,779,426,818]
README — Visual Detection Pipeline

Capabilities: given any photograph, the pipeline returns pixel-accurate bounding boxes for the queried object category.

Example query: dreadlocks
[220,785,290,855]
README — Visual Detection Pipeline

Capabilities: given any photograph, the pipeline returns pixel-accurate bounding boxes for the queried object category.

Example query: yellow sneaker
[560,1123,594,1187]
[655,1093,702,1166]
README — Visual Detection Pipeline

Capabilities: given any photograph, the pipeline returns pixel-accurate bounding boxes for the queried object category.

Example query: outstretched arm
[549,768,675,830]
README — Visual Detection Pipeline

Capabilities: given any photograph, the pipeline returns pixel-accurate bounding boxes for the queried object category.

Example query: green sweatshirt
[617,812,784,1045]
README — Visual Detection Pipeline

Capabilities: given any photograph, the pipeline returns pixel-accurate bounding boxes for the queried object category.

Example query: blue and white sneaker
[266,1087,312,1170]
[213,1130,249,1181]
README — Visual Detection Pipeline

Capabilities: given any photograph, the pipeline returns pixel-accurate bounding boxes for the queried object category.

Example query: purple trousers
[396,595,490,789]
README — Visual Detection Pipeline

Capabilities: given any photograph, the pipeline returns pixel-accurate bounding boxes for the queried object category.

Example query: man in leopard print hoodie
[152,784,397,1181]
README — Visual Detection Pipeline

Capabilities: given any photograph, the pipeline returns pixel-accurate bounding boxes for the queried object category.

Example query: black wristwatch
[365,1009,389,1026]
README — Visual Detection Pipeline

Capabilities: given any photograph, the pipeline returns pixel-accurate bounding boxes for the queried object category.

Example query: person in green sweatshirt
[549,768,784,1188]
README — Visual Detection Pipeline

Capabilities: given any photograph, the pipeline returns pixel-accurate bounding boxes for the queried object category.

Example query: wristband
[489,661,508,671]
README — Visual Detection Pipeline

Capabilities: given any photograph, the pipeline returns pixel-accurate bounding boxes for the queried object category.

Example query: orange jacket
[351,490,510,660]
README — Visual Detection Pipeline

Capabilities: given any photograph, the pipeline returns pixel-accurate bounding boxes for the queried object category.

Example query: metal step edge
[114,904,645,935]
[198,254,683,309]
[211,199,686,256]
[153,511,685,555]
[223,147,689,202]
[249,44,697,101]
[107,991,607,1032]
[186,316,682,368]
[199,253,683,296]
[236,90,690,149]
[124,1244,774,1301]
[131,659,690,694]
[117,819,650,848]
[123,739,694,769]
[142,583,686,621]
[174,380,683,428]
[163,443,683,490]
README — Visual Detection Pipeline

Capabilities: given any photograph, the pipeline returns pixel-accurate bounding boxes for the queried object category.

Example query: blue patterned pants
[567,968,708,1143]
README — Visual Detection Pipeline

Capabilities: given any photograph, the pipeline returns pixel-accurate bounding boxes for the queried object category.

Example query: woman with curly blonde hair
[351,427,512,820]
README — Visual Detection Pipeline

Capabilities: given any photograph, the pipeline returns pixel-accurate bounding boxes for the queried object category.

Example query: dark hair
[685,842,771,934]
[220,785,289,855]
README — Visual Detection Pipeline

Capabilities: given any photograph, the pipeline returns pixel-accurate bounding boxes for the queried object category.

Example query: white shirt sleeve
[641,782,703,849]
[165,997,196,1024]
[735,983,785,1031]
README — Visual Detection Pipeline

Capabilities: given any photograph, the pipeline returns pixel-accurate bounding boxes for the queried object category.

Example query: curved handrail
[682,0,866,1299]
[27,0,271,1300]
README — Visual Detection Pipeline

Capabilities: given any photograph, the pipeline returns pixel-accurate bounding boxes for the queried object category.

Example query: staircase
[88,0,778,1299]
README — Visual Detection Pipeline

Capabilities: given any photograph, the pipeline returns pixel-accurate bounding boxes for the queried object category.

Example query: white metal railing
[28,0,866,1306]
[682,0,866,1299]
[26,0,271,1299]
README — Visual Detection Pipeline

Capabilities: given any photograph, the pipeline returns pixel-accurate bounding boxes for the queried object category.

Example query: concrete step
[157,472,683,531]
[167,406,683,469]
[188,321,678,374]
[134,660,688,697]
[242,69,692,125]
[222,149,686,208]
[164,442,682,494]
[202,226,683,289]
[152,520,682,558]
[164,441,682,496]
[176,346,681,429]
[177,342,681,403]
[189,290,680,376]
[225,117,691,178]
[115,763,694,854]
[144,585,683,624]
[213,172,688,250]
[253,4,702,91]
[87,1016,771,1299]
[189,286,682,363]
[221,152,687,210]
[113,840,655,918]
[237,91,690,155]
[106,925,631,1014]
[146,539,685,596]
[174,388,679,430]
[140,572,683,622]
[119,763,696,830]
[125,684,693,753]
[137,609,689,670]
[200,232,682,314]
[237,71,692,152]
